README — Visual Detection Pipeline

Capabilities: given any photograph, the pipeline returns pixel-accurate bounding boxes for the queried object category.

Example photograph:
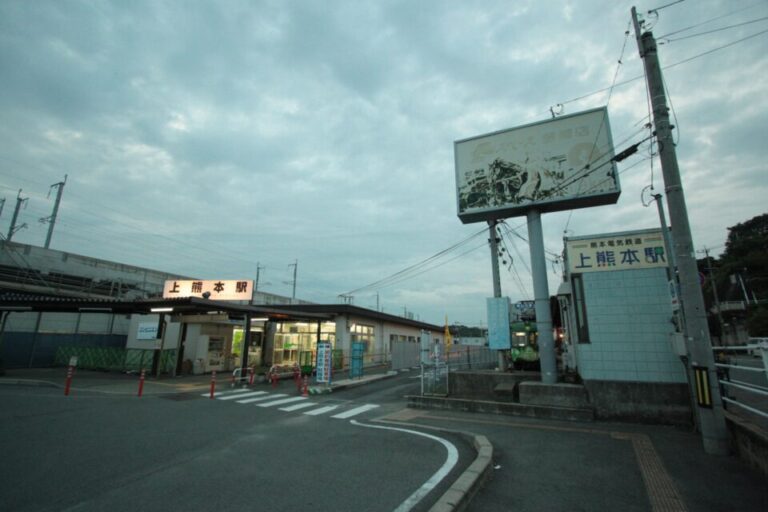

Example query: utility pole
[7,189,28,241]
[632,6,729,455]
[703,247,725,345]
[289,259,298,302]
[255,262,263,292]
[40,175,67,249]
[0,198,6,221]
[488,220,506,370]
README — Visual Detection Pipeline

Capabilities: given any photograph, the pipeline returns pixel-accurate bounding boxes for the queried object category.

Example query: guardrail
[713,338,768,421]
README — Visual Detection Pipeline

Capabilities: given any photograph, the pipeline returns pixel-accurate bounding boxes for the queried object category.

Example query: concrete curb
[376,417,494,512]
[330,370,398,391]
[428,435,493,512]
[0,378,59,389]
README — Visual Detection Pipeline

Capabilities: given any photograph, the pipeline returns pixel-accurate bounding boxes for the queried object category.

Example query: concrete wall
[583,380,692,425]
[575,267,686,383]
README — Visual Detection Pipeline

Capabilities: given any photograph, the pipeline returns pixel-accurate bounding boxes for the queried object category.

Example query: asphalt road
[0,373,473,512]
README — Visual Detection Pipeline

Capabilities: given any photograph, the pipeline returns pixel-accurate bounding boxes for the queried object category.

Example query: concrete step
[406,394,595,422]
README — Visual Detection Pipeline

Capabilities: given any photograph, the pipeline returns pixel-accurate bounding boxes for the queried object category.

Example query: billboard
[486,297,511,350]
[565,229,669,274]
[454,107,620,223]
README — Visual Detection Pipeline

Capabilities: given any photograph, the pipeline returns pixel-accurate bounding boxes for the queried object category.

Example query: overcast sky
[1,0,766,326]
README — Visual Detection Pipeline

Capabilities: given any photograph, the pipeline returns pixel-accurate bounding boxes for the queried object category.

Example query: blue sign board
[487,297,511,349]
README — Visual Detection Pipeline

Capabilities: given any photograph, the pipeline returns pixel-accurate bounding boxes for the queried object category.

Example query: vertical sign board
[420,330,432,364]
[487,297,511,350]
[315,342,332,384]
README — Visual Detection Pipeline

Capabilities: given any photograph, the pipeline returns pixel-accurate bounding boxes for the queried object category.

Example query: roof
[262,303,443,331]
[0,294,443,330]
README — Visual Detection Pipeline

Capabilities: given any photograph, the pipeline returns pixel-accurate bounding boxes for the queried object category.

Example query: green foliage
[747,305,768,337]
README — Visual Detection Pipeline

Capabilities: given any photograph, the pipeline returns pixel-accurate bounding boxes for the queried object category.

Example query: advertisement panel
[162,279,253,301]
[565,229,669,274]
[486,297,511,350]
[454,107,620,223]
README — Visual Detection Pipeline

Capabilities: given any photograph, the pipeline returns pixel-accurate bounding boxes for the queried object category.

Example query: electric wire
[664,16,768,42]
[339,226,488,296]
[658,3,767,39]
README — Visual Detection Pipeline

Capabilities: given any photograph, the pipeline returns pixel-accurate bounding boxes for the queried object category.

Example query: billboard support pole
[488,220,506,370]
[632,6,728,455]
[526,210,557,384]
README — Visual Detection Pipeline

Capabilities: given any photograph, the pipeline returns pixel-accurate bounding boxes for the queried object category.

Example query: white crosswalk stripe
[256,397,308,408]
[303,405,339,416]
[201,388,251,398]
[331,404,380,419]
[202,389,381,419]
[237,393,287,404]
[279,402,317,412]
[219,391,268,401]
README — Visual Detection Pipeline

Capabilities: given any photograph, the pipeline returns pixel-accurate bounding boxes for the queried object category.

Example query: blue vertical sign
[316,342,332,384]
[487,297,511,349]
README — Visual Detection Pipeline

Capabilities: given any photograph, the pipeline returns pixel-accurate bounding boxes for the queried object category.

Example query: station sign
[163,279,253,301]
[565,229,669,274]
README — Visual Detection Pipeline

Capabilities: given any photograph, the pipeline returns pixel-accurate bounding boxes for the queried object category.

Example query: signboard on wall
[486,297,511,350]
[565,229,669,274]
[455,107,620,223]
[137,322,158,340]
[162,279,253,301]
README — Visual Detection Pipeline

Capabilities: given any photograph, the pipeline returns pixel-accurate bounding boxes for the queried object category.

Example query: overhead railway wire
[340,226,488,297]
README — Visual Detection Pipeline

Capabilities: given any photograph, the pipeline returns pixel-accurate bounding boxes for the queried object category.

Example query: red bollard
[209,370,217,399]
[301,375,309,397]
[248,368,255,386]
[138,369,146,397]
[64,365,74,396]
[271,370,278,388]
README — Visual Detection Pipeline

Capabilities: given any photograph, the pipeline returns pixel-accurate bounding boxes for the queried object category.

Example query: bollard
[230,372,236,388]
[209,370,217,399]
[248,368,255,386]
[301,375,309,397]
[294,366,301,391]
[271,370,278,388]
[64,365,74,396]
[138,369,146,397]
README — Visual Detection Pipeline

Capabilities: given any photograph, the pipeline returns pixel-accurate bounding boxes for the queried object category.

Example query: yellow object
[444,315,453,346]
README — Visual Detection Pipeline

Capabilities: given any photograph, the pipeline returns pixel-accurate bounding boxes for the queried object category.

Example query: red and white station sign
[162,279,253,301]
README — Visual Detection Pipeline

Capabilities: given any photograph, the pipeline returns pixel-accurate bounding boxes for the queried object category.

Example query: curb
[428,435,493,512]
[0,378,60,389]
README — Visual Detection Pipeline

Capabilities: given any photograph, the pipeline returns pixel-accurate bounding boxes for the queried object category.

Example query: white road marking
[218,391,267,401]
[200,388,251,398]
[331,404,380,419]
[237,393,287,404]
[279,402,317,412]
[303,405,339,416]
[350,420,459,512]
[256,397,308,408]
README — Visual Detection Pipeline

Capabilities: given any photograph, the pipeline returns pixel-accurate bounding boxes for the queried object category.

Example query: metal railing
[421,345,496,396]
[713,338,768,422]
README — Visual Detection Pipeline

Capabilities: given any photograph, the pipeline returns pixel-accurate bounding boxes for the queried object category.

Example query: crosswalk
[201,388,380,420]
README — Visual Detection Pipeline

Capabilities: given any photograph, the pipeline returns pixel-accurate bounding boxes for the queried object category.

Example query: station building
[557,228,690,422]
[0,241,442,375]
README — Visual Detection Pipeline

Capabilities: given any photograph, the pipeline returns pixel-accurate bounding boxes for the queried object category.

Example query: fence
[714,338,768,427]
[421,345,496,396]
[54,346,178,374]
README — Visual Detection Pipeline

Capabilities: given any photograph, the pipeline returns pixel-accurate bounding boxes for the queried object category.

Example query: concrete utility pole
[255,262,263,292]
[487,220,506,370]
[632,6,729,455]
[7,189,28,241]
[41,175,67,249]
[289,259,298,301]
[0,198,6,221]
[703,247,725,345]
[526,210,557,384]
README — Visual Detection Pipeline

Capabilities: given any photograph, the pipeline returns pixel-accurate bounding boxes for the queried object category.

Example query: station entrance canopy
[0,294,332,323]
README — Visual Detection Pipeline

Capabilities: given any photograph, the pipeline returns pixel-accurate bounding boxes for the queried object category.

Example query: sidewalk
[0,366,399,396]
[383,408,768,512]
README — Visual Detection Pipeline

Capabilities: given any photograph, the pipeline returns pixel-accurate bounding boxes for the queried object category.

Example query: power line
[658,3,767,39]
[340,226,488,296]
[664,15,768,42]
